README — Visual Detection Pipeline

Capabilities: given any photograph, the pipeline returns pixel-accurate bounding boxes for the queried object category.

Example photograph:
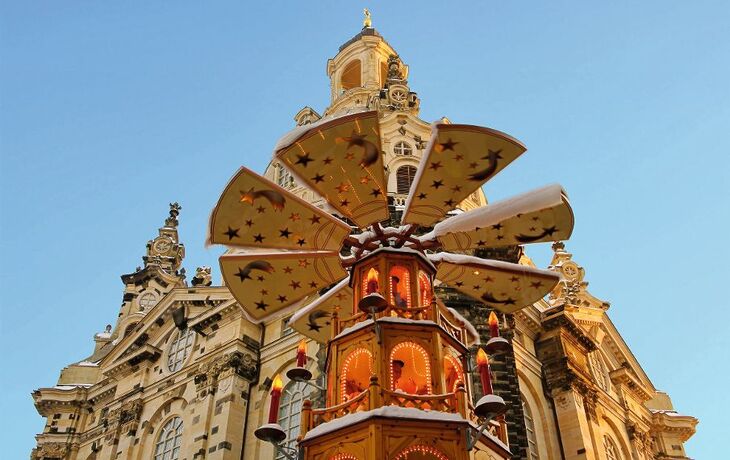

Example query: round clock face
[390,88,407,102]
[562,263,579,280]
[153,238,172,253]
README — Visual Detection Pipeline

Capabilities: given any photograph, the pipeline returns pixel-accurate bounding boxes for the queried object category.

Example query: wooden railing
[301,377,470,437]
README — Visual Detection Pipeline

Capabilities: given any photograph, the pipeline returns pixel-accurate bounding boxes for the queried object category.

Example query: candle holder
[473,393,507,420]
[254,423,287,443]
[286,367,313,383]
[358,292,388,314]
[485,336,511,355]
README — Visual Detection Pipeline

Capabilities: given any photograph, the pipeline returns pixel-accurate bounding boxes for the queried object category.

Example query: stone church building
[31,24,697,460]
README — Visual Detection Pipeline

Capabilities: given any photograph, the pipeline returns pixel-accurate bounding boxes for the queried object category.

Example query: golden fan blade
[431,253,559,313]
[289,279,352,343]
[401,124,526,227]
[423,184,574,251]
[208,166,351,251]
[275,111,389,228]
[220,249,347,322]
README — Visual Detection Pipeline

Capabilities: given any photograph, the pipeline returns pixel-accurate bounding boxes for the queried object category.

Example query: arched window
[396,166,417,195]
[389,265,411,309]
[443,354,464,392]
[138,292,157,311]
[123,322,138,337]
[154,416,183,460]
[394,141,412,156]
[604,434,621,460]
[277,381,308,460]
[341,348,373,401]
[341,60,361,91]
[167,328,195,372]
[522,397,539,460]
[389,342,431,395]
[362,267,380,296]
[393,445,449,460]
[418,271,432,309]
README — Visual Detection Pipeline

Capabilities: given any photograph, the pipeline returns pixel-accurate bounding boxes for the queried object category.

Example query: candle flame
[272,374,283,392]
[489,311,498,328]
[365,267,379,294]
[298,339,307,355]
[476,348,489,366]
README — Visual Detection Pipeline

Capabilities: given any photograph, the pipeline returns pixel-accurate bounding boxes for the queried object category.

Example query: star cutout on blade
[257,275,265,282]
[255,300,268,311]
[235,267,251,282]
[344,152,355,161]
[253,233,265,243]
[296,238,306,247]
[340,199,350,207]
[224,226,239,241]
[308,281,318,288]
[510,276,519,283]
[335,182,350,194]
[279,228,292,238]
[431,180,444,189]
[277,295,288,303]
[492,223,503,230]
[481,149,503,160]
[444,199,455,207]
[312,173,325,184]
[308,215,321,224]
[454,153,464,161]
[359,176,370,184]
[370,188,382,197]
[530,281,544,289]
[289,280,301,290]
[417,192,427,200]
[295,152,314,167]
[245,219,254,227]
[496,235,504,240]
[451,185,462,192]
[476,240,486,247]
[429,161,443,171]
[256,206,266,214]
[283,266,293,274]
[437,138,458,152]
[473,285,481,290]
[322,157,333,165]
[298,259,311,267]
[482,276,494,283]
[468,162,478,169]
[455,281,464,287]
[260,289,268,295]
[290,213,301,221]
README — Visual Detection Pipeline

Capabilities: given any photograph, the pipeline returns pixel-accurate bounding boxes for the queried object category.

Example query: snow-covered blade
[401,123,526,227]
[289,278,353,343]
[430,253,559,313]
[422,184,574,251]
[275,111,389,228]
[207,167,351,251]
[220,249,347,322]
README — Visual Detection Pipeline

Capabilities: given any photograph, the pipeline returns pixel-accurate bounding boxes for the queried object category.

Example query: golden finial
[363,8,372,28]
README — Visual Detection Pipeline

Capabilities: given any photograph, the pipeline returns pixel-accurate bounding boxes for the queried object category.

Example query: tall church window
[604,434,621,460]
[276,163,294,189]
[167,328,195,372]
[154,416,183,460]
[276,381,308,460]
[589,352,611,393]
[394,141,412,156]
[396,165,417,195]
[522,397,539,460]
[340,60,362,91]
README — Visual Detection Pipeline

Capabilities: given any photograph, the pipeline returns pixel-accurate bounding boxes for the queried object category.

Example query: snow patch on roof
[303,406,465,441]
[75,360,100,367]
[53,384,93,390]
[447,308,480,344]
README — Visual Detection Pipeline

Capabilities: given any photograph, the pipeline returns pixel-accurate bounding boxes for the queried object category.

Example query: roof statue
[363,8,372,29]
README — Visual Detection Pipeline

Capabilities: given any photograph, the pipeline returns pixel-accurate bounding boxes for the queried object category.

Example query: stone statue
[363,8,372,28]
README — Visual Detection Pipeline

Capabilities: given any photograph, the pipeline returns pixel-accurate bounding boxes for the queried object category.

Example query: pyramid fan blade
[276,111,389,228]
[401,123,526,227]
[208,167,351,251]
[220,249,347,322]
[289,279,353,343]
[431,253,559,313]
[423,184,574,251]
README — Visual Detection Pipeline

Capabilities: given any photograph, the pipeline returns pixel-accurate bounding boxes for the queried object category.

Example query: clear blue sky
[1,2,727,458]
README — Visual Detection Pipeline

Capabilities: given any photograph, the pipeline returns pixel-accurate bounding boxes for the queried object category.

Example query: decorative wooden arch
[340,348,373,401]
[389,341,432,395]
[392,444,450,460]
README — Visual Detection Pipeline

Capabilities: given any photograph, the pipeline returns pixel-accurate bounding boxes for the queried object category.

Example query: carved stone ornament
[31,442,69,459]
[191,266,213,286]
[194,351,257,394]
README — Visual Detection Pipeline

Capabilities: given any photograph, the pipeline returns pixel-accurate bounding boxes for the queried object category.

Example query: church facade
[31,25,696,460]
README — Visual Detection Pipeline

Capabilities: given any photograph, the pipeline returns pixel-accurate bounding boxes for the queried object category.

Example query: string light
[389,265,411,308]
[444,354,465,392]
[340,348,373,400]
[329,454,357,460]
[393,444,450,460]
[389,342,431,394]
[418,271,432,308]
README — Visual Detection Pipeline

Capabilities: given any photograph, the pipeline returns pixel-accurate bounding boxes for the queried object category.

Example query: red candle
[476,348,493,395]
[268,374,283,423]
[488,311,499,338]
[296,340,307,367]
